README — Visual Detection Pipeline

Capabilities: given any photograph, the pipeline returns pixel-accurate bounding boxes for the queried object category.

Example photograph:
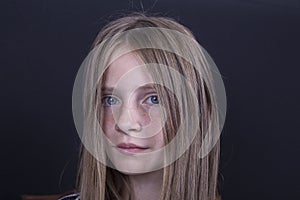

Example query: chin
[109,155,154,174]
[106,148,164,174]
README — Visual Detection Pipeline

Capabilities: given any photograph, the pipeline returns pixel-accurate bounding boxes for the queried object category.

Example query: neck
[128,169,163,200]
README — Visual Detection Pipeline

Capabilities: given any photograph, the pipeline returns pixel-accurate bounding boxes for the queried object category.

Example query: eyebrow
[101,83,156,93]
[101,86,114,93]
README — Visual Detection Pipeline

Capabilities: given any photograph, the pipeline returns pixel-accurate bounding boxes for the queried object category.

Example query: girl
[65,13,226,200]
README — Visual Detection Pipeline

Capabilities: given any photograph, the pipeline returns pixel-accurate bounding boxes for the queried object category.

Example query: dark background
[1,0,300,199]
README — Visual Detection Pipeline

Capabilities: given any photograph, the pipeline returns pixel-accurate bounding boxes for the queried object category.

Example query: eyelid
[101,93,120,99]
[142,92,156,99]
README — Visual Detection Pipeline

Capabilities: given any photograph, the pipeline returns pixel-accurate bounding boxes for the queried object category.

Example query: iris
[102,96,119,106]
[147,95,159,105]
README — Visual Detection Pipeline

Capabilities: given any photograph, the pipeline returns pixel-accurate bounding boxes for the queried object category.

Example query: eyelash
[101,94,159,107]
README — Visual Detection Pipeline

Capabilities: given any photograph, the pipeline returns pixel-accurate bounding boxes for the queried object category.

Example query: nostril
[114,106,143,134]
[115,121,142,135]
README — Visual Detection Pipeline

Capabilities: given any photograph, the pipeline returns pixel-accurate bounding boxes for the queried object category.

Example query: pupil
[108,97,115,104]
[151,96,158,104]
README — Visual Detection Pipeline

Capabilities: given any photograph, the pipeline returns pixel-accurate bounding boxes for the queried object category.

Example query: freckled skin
[101,53,164,174]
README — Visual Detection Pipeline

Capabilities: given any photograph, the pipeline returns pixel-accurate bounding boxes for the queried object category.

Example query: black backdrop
[1,0,300,199]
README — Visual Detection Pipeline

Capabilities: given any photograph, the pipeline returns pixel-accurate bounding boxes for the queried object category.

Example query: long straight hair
[77,13,221,200]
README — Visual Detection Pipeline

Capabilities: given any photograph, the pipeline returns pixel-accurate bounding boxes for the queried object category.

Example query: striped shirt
[58,193,80,200]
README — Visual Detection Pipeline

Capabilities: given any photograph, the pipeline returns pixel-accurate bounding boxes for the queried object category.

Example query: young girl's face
[101,53,165,174]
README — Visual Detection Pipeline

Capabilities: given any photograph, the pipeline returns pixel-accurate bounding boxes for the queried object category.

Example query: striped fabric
[58,193,80,200]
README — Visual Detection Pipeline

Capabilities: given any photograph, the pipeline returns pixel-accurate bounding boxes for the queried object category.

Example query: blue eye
[102,96,119,106]
[146,95,159,105]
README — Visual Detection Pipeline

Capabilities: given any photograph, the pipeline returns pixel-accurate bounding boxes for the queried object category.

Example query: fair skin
[101,53,164,199]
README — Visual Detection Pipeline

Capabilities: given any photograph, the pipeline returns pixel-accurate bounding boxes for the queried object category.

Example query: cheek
[145,106,167,138]
[158,133,165,148]
[101,112,116,137]
[151,130,165,149]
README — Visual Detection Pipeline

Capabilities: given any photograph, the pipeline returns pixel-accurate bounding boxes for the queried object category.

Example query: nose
[115,105,143,134]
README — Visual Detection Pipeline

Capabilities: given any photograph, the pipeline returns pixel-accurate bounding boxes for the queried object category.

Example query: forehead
[104,53,154,88]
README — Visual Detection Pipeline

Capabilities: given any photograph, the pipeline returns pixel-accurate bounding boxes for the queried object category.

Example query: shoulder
[58,193,80,200]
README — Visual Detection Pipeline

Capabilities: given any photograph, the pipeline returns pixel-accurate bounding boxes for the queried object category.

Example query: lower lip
[117,147,149,154]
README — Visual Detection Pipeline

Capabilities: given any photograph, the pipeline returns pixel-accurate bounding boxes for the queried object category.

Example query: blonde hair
[76,13,221,200]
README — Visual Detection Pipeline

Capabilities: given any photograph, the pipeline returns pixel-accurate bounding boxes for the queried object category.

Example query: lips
[116,143,149,154]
